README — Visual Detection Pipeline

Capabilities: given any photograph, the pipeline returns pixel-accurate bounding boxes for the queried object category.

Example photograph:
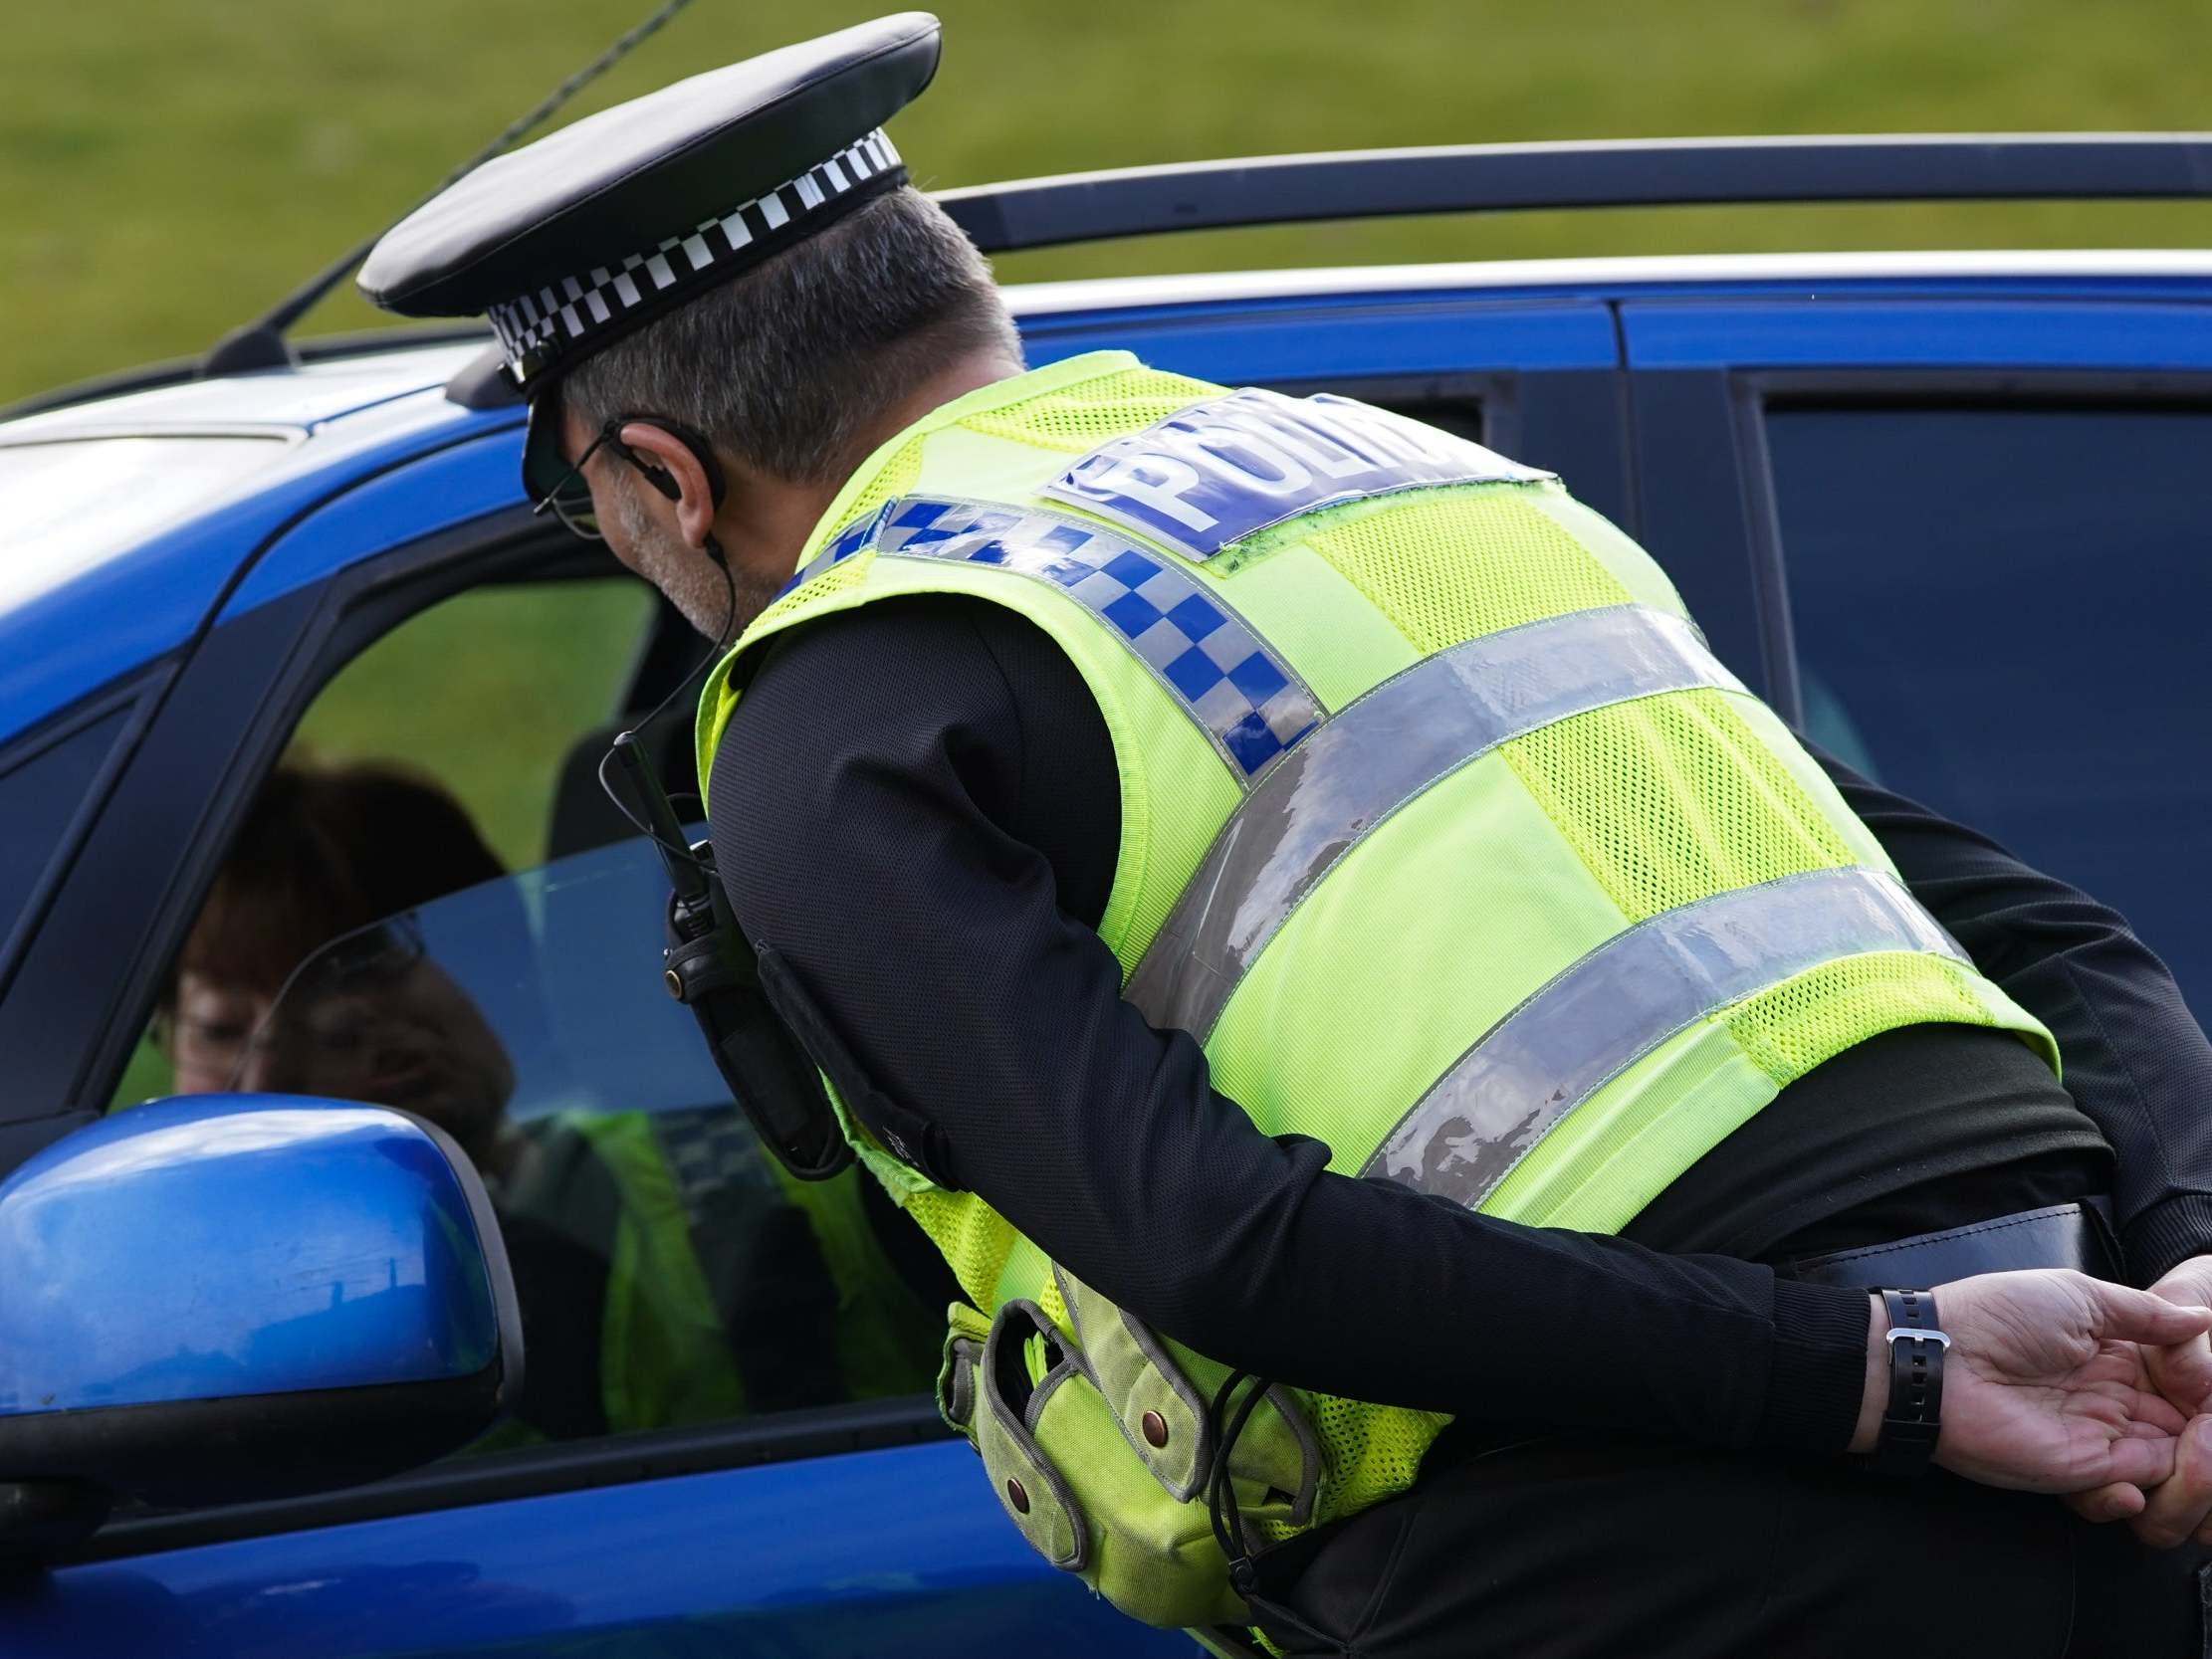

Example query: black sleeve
[711,597,1873,1454]
[1812,743,2212,1283]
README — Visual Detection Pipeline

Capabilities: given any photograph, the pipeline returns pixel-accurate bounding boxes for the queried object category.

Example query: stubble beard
[611,489,777,645]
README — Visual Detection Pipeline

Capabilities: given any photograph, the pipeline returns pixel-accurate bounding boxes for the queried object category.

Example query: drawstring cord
[1206,1369,1273,1593]
[1207,1372,1337,1652]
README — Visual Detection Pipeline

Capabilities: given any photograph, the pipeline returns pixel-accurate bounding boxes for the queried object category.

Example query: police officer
[361,16,2212,1654]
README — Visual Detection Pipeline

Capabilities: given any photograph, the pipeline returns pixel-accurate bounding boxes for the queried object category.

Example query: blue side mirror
[0,1097,522,1554]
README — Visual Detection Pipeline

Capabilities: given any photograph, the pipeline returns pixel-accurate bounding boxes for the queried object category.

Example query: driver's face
[167,957,515,1161]
[169,971,279,1095]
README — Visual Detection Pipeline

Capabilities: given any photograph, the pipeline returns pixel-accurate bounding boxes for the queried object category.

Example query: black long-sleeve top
[709,594,2212,1459]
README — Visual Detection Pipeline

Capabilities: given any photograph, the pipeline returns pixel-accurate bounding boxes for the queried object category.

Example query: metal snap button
[1141,1409,1170,1448]
[1005,1477,1030,1515]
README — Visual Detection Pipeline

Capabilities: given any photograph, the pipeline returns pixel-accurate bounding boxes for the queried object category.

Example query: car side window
[1767,403,2212,1009]
[117,572,943,1453]
[112,578,656,1105]
[256,838,945,1447]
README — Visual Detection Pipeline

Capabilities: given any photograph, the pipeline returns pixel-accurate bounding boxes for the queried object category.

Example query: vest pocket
[973,1301,1090,1571]
[1055,1266,1320,1523]
[936,1294,1324,1630]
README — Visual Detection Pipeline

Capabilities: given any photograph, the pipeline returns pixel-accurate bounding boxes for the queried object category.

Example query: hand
[1848,1270,2211,1494]
[2139,1256,2212,1420]
[2067,1254,2212,1545]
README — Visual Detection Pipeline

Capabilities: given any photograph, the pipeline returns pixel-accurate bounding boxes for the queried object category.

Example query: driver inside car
[152,756,941,1441]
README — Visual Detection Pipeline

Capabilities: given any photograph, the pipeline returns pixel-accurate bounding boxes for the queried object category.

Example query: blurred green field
[11,0,2212,1040]
[10,0,2212,406]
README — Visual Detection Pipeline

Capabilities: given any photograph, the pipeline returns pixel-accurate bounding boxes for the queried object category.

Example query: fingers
[2097,1429,2182,1495]
[2124,1382,2193,1438]
[2085,1280,2212,1348]
[2148,1255,2212,1312]
[2069,1482,2147,1523]
[2132,1417,2212,1550]
[2149,1335,2212,1421]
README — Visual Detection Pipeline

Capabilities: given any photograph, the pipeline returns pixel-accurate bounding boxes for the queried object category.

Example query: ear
[618,422,721,549]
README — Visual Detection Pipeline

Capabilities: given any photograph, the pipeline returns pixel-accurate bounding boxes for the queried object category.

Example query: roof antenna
[198,0,699,379]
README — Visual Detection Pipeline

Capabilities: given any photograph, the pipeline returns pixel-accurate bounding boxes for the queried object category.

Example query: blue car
[5,136,2212,1656]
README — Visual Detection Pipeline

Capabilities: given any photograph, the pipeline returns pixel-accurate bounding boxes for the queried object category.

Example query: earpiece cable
[594,539,738,864]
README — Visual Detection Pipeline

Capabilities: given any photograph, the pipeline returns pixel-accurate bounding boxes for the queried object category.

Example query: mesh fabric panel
[843,437,925,523]
[900,1186,1021,1312]
[742,555,875,643]
[1295,1391,1449,1531]
[956,366,1217,454]
[1725,950,2007,1086]
[1303,488,1634,651]
[1502,689,1860,924]
[1035,1273,1069,1332]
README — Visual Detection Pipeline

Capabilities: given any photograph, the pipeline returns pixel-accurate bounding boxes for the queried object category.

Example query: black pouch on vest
[614,730,851,1181]
[663,883,853,1181]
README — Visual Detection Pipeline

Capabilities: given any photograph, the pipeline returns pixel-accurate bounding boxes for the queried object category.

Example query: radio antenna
[199,0,699,377]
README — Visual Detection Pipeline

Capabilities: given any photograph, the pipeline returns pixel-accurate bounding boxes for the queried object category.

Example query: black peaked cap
[359,12,941,389]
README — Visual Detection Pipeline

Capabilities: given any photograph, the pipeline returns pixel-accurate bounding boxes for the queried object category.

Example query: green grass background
[10,0,2212,407]
[17,0,2211,1097]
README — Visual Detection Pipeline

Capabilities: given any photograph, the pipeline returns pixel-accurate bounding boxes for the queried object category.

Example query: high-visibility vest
[697,349,2056,1628]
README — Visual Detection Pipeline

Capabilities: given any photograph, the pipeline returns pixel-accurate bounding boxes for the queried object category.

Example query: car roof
[0,343,490,438]
[0,342,508,736]
[22,248,2212,436]
[1003,249,2212,312]
[6,249,2212,745]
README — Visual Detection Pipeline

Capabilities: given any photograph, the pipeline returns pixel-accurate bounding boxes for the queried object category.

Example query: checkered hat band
[786,496,1323,783]
[487,129,905,385]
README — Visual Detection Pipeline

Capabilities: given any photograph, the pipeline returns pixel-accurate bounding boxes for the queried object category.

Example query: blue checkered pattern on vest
[778,496,1322,782]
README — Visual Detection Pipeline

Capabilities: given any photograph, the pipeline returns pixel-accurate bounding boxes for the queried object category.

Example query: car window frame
[1616,365,1788,707]
[13,497,957,1565]
[0,502,586,1118]
[0,664,167,1005]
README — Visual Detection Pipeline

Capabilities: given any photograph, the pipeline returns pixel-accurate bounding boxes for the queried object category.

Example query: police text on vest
[1039,388,1554,560]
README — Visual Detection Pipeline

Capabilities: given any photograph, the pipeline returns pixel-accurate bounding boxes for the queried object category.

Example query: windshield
[235,834,727,1130]
[0,435,289,609]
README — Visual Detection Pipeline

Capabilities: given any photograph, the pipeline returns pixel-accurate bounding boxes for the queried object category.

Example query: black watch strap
[1872,1287,1948,1478]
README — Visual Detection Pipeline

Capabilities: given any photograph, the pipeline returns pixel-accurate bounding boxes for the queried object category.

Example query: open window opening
[106,542,947,1483]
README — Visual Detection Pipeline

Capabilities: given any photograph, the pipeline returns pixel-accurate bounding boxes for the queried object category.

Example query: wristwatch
[1872,1287,1948,1478]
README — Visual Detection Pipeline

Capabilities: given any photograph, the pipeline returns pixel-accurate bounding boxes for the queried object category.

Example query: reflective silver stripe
[1124,604,1744,1038]
[1359,867,1967,1205]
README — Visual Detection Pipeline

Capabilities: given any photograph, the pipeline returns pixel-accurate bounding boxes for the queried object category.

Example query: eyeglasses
[160,917,431,1092]
[530,417,626,540]
[529,411,730,542]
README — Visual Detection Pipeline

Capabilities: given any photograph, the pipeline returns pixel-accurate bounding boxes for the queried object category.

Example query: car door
[1618,282,2212,1009]
[0,434,1190,1658]
[2,293,1639,1657]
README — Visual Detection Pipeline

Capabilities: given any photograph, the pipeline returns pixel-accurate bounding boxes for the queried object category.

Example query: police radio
[609,730,853,1181]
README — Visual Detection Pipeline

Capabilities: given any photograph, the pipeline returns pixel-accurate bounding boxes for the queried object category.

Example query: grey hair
[557,184,1021,485]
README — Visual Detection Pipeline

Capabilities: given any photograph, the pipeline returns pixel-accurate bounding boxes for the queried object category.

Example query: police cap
[359,12,941,500]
